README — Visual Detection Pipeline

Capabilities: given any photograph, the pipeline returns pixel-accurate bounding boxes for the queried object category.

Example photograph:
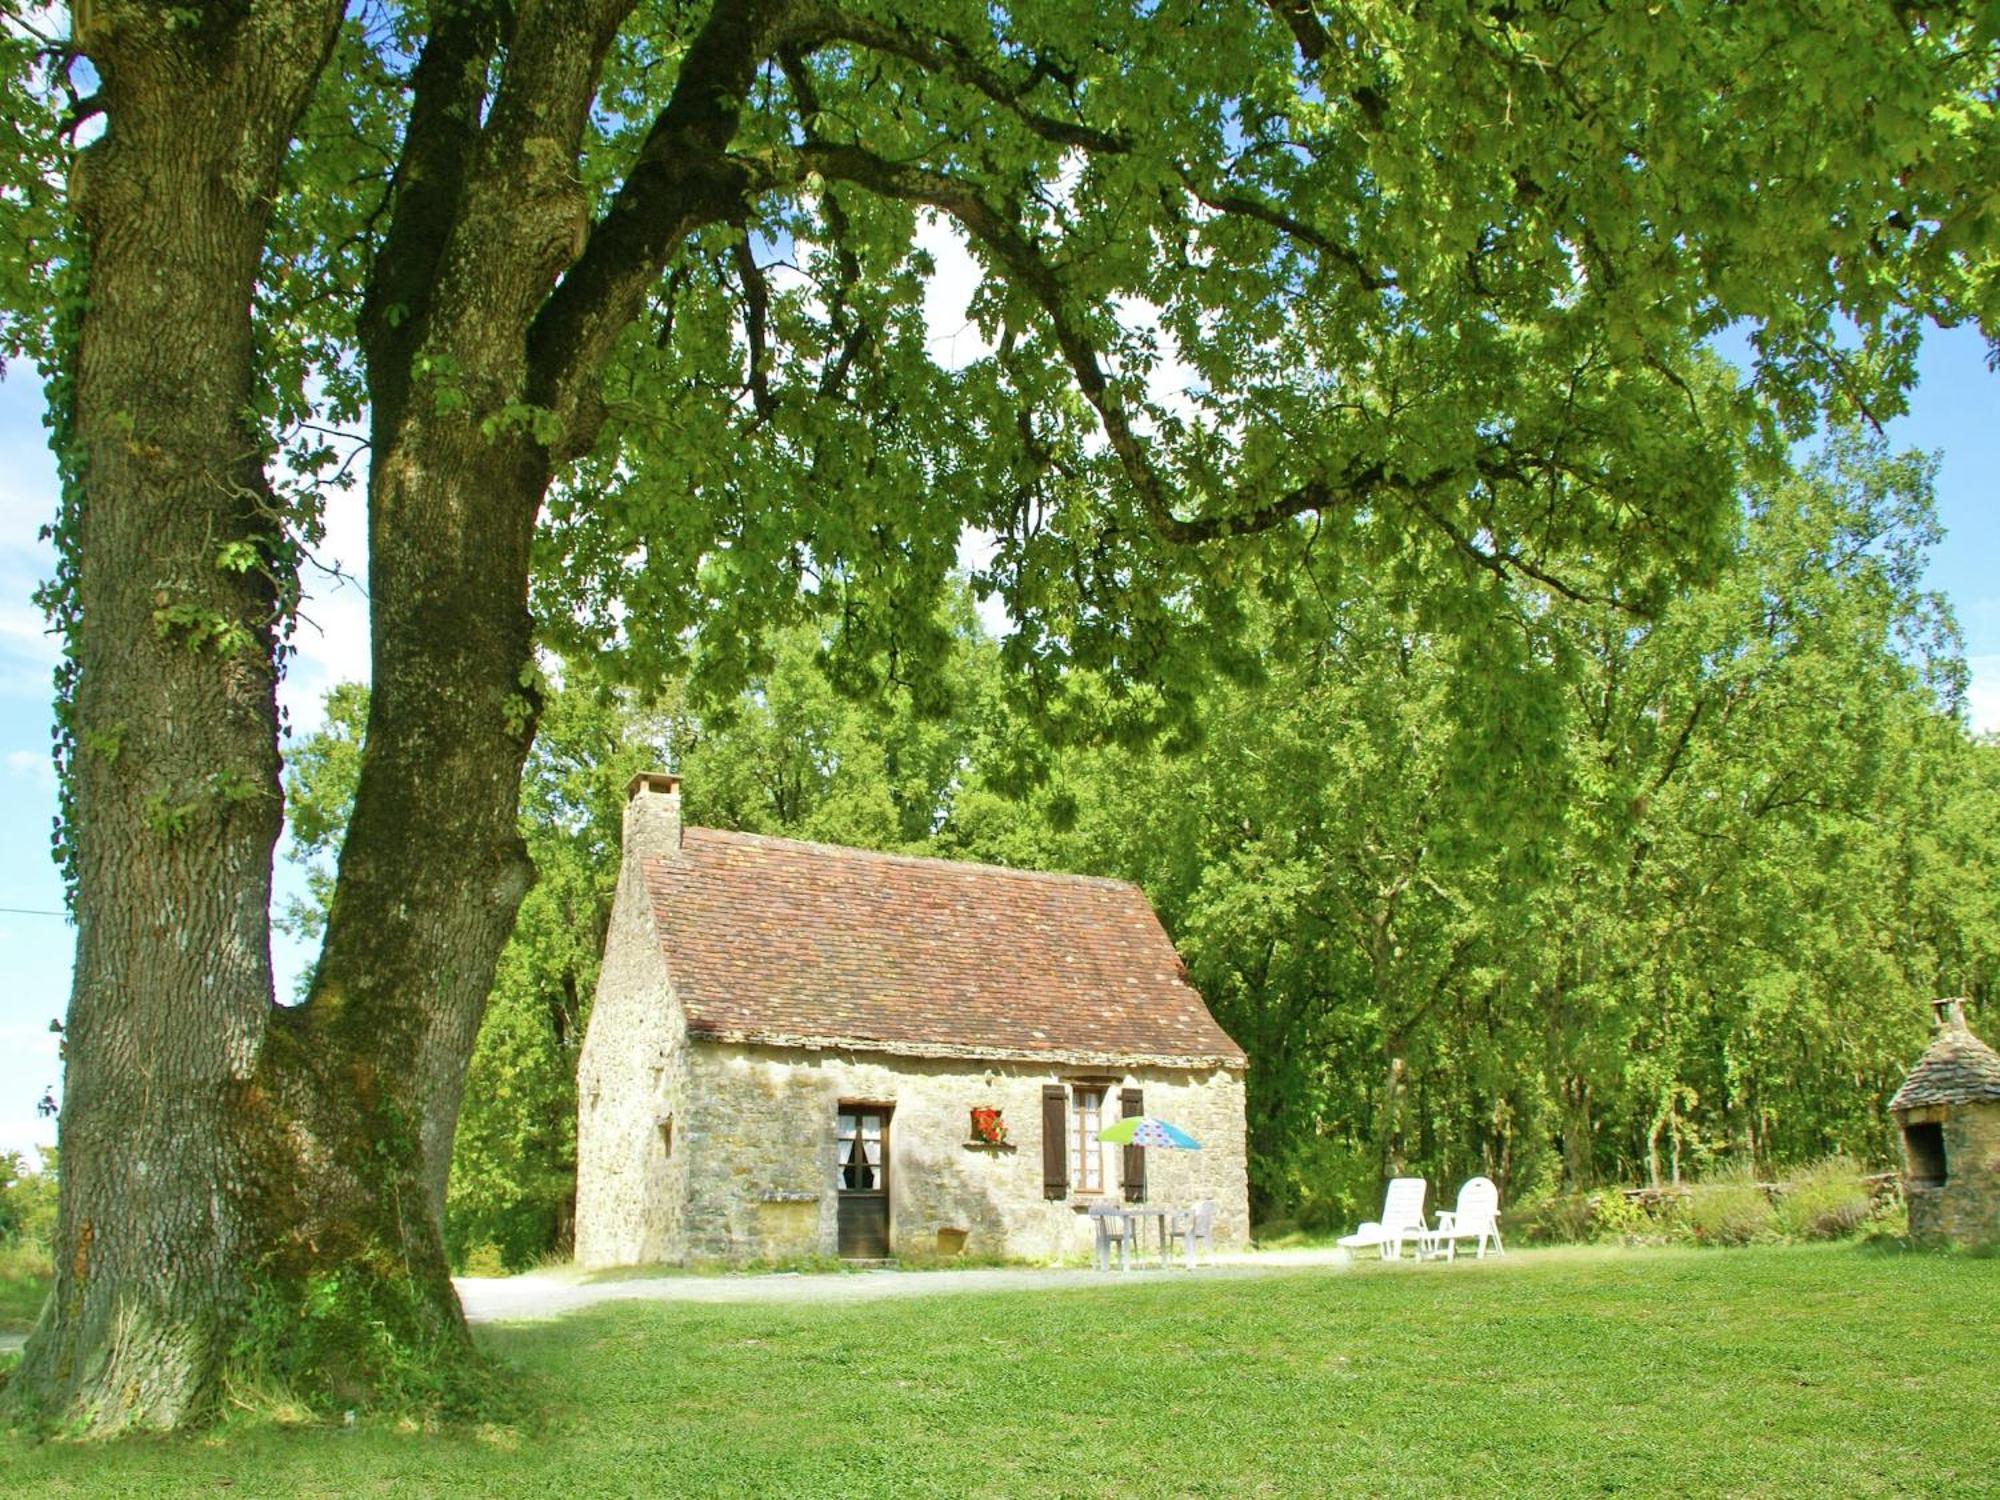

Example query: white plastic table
[1087,1203,1176,1270]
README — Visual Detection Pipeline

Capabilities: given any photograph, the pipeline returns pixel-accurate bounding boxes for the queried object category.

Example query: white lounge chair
[1417,1176,1505,1261]
[1171,1199,1216,1269]
[1337,1177,1428,1260]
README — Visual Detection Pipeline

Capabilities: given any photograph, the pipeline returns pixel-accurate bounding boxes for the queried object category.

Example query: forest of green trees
[281,430,1999,1270]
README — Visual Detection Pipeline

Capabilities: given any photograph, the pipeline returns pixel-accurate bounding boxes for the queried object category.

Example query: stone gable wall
[677,1043,1250,1263]
[575,814,693,1269]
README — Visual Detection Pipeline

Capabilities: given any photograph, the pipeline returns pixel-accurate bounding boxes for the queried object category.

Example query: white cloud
[1113,294,1204,432]
[280,474,372,738]
[4,748,50,785]
[917,213,991,371]
[0,597,58,683]
[954,527,1012,640]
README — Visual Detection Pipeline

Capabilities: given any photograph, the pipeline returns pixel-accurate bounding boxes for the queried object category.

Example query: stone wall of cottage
[1901,1100,2000,1248]
[575,784,694,1269]
[676,1042,1251,1263]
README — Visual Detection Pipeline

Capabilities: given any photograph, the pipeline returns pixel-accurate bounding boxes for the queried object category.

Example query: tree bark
[8,2,343,1433]
[1561,1077,1597,1190]
[14,0,790,1431]
[1378,1051,1408,1179]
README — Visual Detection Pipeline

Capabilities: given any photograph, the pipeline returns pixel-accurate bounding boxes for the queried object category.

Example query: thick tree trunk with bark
[14,0,790,1433]
[7,3,343,1432]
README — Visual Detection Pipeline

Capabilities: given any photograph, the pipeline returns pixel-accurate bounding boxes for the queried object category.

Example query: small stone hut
[575,773,1251,1267]
[1889,997,2000,1248]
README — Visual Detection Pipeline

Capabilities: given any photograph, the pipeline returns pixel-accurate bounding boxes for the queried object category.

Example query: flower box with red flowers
[968,1106,1008,1146]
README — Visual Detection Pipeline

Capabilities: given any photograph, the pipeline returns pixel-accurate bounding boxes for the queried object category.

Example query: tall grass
[1684,1165,1777,1245]
[1772,1155,1874,1241]
[1511,1157,1886,1249]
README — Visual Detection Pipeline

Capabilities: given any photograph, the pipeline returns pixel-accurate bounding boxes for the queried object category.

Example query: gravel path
[0,1253,1356,1352]
[457,1247,1353,1324]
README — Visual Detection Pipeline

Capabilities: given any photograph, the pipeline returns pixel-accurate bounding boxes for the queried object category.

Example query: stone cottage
[575,773,1251,1267]
[1889,997,2000,1248]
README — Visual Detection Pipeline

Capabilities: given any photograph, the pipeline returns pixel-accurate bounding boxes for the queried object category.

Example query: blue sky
[0,325,1994,1162]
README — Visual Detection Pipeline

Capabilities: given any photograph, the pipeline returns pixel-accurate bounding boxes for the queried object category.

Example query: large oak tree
[1,0,1994,1430]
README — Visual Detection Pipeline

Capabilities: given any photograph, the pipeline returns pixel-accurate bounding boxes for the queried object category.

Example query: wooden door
[836,1107,891,1258]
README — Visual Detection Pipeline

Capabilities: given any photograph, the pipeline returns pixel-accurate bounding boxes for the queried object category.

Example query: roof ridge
[681,824,1142,892]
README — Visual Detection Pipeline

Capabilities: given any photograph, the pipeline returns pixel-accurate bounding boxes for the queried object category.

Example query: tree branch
[776,46,871,400]
[730,236,775,422]
[527,0,798,455]
[1403,482,1628,610]
[1171,169,1392,291]
[1257,1,1387,127]
[785,7,1126,156]
[357,0,507,435]
[1262,0,1329,62]
[798,140,1413,547]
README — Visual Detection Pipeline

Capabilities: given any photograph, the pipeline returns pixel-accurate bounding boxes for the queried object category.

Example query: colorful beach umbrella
[1097,1115,1201,1150]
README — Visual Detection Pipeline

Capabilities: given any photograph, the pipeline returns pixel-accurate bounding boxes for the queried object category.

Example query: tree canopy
[280,434,1997,1272]
[1,0,1995,1432]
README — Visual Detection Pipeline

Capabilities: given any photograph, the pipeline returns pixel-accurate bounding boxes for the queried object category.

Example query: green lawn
[5,1244,1997,1496]
[0,1246,49,1334]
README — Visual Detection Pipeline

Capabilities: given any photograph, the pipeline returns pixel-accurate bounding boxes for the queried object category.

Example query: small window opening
[1904,1122,1947,1186]
[657,1113,674,1155]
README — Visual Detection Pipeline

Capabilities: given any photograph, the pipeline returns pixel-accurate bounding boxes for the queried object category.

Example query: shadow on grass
[5,1242,1998,1497]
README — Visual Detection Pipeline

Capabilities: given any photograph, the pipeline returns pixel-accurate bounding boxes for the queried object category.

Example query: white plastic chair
[1172,1199,1216,1268]
[1337,1177,1428,1260]
[1417,1176,1505,1261]
[1087,1201,1132,1271]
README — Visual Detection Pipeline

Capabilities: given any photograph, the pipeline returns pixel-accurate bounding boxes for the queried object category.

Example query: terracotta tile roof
[642,827,1246,1069]
[1890,1018,2000,1112]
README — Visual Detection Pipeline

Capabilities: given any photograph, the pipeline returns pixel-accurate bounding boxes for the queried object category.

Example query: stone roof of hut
[1889,1001,2000,1112]
[640,827,1247,1070]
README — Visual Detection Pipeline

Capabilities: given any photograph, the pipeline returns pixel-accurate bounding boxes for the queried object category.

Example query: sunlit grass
[0,1240,49,1333]
[5,1243,1996,1496]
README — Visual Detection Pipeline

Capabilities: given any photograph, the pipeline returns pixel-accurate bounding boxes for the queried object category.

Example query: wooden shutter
[1041,1085,1069,1199]
[1121,1088,1145,1203]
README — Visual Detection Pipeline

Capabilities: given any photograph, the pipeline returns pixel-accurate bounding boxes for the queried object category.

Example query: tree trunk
[1561,1078,1597,1189]
[1378,1051,1408,1178]
[14,0,780,1432]
[8,2,344,1433]
[307,416,544,1226]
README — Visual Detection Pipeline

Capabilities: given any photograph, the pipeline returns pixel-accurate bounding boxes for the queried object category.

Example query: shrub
[1,1238,55,1333]
[1509,1192,1595,1245]
[0,1150,58,1251]
[1277,1137,1391,1236]
[1588,1190,1655,1243]
[1858,1182,1909,1246]
[460,1243,509,1278]
[1508,1189,1693,1246]
[1773,1156,1873,1242]
[1685,1170,1776,1246]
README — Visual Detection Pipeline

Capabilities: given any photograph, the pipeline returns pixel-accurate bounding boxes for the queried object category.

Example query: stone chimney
[624,771,683,861]
[1933,996,1970,1034]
